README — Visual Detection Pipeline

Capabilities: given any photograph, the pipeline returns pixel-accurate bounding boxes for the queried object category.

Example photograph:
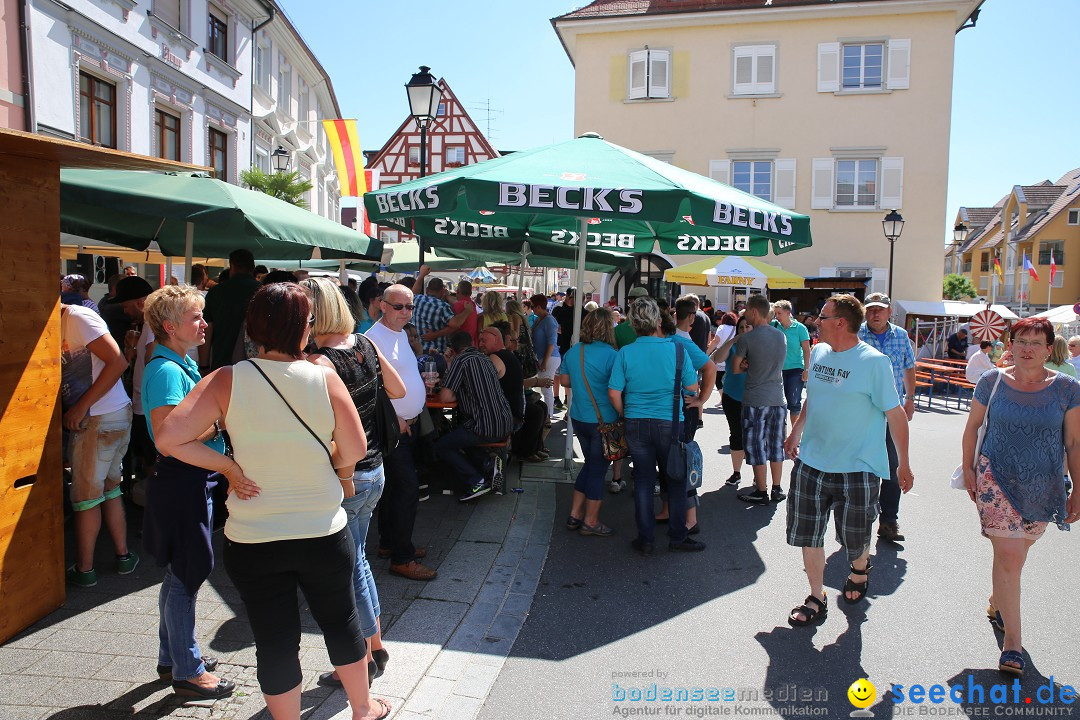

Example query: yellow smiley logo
[848,678,876,709]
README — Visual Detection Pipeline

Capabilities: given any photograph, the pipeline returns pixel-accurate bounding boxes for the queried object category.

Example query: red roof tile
[556,0,907,21]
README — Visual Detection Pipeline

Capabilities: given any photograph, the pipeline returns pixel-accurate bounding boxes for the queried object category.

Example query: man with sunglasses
[366,284,437,581]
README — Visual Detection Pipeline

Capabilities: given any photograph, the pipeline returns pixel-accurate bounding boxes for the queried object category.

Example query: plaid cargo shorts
[785,459,880,561]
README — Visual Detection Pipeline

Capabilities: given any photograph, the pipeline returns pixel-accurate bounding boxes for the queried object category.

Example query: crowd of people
[57,252,1080,717]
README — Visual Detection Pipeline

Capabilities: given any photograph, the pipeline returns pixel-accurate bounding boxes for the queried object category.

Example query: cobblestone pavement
[0,447,573,720]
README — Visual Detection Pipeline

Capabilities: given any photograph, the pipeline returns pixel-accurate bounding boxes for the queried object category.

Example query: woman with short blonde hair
[1045,335,1077,377]
[580,305,616,347]
[299,277,355,337]
[144,285,205,339]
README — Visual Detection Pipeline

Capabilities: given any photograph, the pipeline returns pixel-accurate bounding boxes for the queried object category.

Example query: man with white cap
[856,292,915,543]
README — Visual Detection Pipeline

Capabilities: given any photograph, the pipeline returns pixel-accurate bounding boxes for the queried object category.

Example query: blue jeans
[626,418,687,544]
[343,463,385,638]
[782,368,805,413]
[574,420,610,501]
[881,426,901,523]
[157,489,212,681]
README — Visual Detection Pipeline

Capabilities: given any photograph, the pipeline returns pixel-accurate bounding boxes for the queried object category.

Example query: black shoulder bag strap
[245,360,333,465]
[671,342,684,446]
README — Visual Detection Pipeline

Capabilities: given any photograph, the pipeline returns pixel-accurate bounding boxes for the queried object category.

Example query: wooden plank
[0,154,65,644]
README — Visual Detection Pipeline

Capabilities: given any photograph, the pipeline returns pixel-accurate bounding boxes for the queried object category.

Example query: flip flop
[998,650,1025,678]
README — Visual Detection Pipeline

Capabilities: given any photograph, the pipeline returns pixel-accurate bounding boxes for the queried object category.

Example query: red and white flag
[1050,250,1057,285]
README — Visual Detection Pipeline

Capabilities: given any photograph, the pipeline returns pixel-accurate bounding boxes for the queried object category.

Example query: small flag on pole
[1050,250,1057,285]
[323,119,367,197]
[1023,251,1039,281]
[994,254,1004,282]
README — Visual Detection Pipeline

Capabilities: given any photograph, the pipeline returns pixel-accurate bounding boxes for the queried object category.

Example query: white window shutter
[756,49,775,93]
[819,266,837,276]
[886,39,911,90]
[811,158,834,209]
[817,42,840,93]
[774,158,796,209]
[733,48,754,95]
[709,159,731,186]
[627,50,648,99]
[880,156,904,209]
[648,49,670,98]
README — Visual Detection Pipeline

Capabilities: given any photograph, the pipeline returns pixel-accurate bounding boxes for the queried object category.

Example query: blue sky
[279,0,1080,241]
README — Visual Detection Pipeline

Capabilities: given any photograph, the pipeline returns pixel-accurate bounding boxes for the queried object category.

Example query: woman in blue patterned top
[961,317,1080,679]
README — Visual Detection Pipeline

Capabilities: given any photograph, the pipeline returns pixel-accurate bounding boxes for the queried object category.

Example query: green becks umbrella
[61,169,382,262]
[363,132,812,474]
[364,132,811,258]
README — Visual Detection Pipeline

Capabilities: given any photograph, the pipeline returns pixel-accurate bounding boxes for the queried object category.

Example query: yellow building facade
[955,169,1080,309]
[553,0,983,304]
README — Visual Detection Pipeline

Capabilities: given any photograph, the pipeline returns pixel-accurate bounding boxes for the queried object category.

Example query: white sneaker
[608,479,626,494]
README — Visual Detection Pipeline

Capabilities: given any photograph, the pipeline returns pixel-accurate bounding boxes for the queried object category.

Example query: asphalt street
[479,399,1079,720]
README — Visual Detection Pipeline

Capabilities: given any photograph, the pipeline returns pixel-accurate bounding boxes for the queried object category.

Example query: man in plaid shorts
[731,294,789,505]
[782,294,914,627]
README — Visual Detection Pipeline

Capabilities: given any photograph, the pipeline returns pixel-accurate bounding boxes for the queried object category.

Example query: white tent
[895,300,1019,322]
[1034,304,1079,324]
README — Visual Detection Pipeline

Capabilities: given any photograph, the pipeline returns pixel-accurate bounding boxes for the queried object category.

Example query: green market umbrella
[364,133,812,474]
[61,169,382,262]
[363,132,811,258]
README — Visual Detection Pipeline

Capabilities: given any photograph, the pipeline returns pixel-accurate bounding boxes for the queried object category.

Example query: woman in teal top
[141,285,234,700]
[558,307,619,537]
[608,298,699,554]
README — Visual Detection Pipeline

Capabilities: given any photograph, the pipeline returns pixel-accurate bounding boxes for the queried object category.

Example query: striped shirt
[443,347,514,438]
[857,321,915,401]
[411,294,455,353]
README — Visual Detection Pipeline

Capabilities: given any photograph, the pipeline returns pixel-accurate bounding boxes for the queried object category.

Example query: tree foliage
[943,273,978,301]
[239,167,313,209]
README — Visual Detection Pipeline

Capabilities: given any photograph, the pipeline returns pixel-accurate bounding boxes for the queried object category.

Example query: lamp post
[952,221,968,276]
[881,209,905,299]
[405,65,443,264]
[271,145,291,174]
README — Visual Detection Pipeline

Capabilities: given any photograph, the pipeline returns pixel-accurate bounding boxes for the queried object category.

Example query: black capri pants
[224,528,364,695]
[721,393,744,452]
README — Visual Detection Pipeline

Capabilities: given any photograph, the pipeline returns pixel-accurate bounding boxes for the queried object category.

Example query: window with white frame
[153,0,186,33]
[818,40,909,93]
[446,146,465,166]
[1068,208,1080,225]
[979,276,989,292]
[254,33,271,91]
[842,43,883,90]
[732,45,775,95]
[811,156,903,210]
[277,55,291,112]
[835,159,877,208]
[627,47,671,100]
[408,146,421,165]
[380,229,398,244]
[298,77,309,122]
[207,3,229,62]
[254,144,270,174]
[1038,240,1064,266]
[732,160,772,202]
[836,266,871,278]
[436,102,446,117]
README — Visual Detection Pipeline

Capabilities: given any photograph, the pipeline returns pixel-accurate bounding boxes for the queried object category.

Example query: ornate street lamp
[952,221,969,275]
[882,210,905,299]
[406,66,443,262]
[271,145,291,174]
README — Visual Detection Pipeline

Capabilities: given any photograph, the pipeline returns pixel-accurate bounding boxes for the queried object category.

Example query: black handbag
[516,320,539,379]
[352,334,400,457]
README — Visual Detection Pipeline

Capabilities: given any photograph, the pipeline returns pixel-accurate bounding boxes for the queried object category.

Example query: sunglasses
[384,302,416,311]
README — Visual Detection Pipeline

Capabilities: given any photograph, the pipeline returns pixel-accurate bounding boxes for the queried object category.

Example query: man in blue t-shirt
[782,294,914,628]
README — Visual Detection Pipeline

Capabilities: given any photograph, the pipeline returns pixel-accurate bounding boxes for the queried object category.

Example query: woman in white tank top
[157,283,391,719]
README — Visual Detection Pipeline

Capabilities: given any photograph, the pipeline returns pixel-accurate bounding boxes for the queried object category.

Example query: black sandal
[788,593,828,626]
[843,562,872,604]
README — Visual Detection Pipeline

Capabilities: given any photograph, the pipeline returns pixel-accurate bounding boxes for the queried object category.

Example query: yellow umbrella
[665,256,803,289]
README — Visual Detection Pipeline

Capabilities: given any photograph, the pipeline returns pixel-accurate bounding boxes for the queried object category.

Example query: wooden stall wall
[0,154,64,643]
